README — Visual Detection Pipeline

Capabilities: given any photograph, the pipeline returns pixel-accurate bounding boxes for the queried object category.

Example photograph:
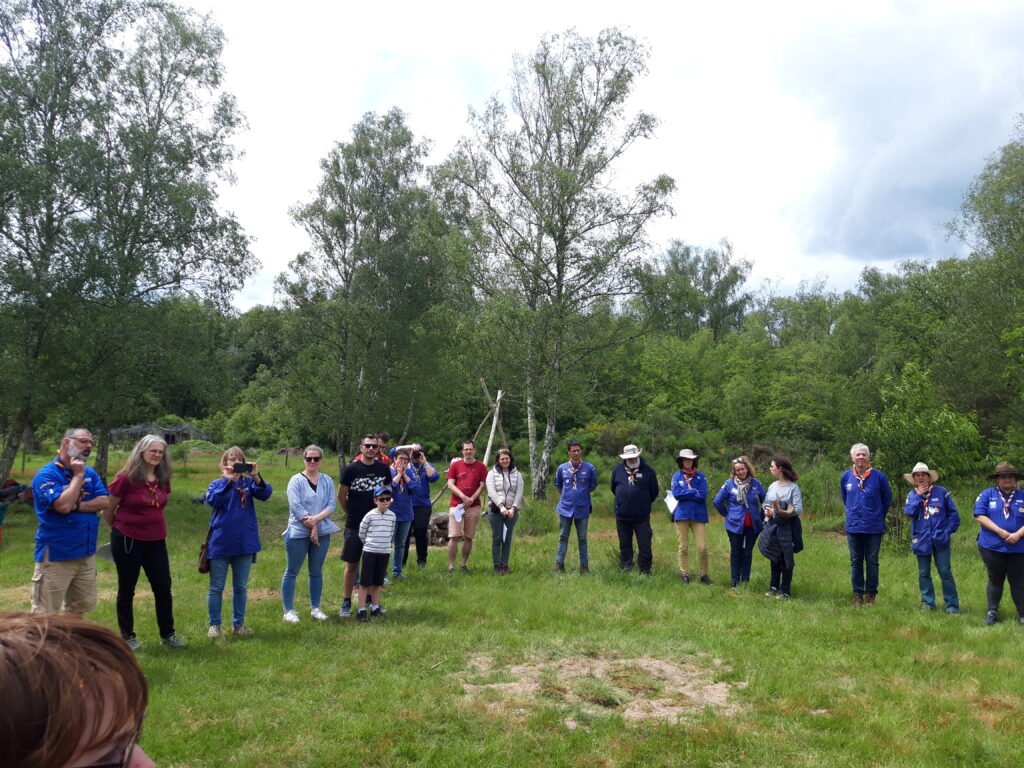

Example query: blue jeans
[917,545,958,610]
[281,534,331,611]
[208,554,255,627]
[392,520,412,577]
[727,529,759,585]
[556,515,589,567]
[488,507,519,568]
[847,532,883,596]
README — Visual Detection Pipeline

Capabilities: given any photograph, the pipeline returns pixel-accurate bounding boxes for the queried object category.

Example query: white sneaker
[207,625,221,639]
[283,610,300,623]
[310,607,329,621]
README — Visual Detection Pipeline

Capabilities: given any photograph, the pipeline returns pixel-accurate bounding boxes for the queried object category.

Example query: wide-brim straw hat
[988,461,1024,480]
[619,444,642,460]
[903,462,939,484]
[677,449,698,460]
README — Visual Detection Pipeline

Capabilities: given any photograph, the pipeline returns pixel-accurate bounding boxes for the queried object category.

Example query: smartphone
[233,462,254,474]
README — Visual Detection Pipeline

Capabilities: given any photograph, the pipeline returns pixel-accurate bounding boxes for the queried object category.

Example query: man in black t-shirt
[338,435,390,617]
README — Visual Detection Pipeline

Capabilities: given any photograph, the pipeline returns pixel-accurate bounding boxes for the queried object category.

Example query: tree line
[2,2,1022,500]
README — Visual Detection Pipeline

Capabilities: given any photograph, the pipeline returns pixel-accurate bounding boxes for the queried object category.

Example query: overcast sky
[179,0,1024,310]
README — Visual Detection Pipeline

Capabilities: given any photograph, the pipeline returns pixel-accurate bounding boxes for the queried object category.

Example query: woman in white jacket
[486,448,524,575]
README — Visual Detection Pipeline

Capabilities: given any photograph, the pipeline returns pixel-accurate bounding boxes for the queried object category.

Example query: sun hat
[619,444,642,460]
[677,449,698,460]
[988,461,1024,480]
[903,462,939,484]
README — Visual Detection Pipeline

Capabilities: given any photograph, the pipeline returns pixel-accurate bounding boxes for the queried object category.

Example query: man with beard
[610,444,660,575]
[337,434,391,618]
[30,428,109,617]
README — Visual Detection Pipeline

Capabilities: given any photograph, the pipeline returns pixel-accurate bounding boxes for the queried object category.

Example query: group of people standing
[23,428,1024,649]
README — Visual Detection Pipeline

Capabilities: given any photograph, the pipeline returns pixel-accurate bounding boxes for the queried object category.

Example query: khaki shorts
[31,554,97,614]
[448,506,482,540]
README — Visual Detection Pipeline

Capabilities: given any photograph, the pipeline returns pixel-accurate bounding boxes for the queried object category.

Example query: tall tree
[0,0,251,480]
[279,109,467,466]
[446,28,674,497]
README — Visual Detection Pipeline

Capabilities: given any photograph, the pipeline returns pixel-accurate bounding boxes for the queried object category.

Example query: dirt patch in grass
[463,653,747,726]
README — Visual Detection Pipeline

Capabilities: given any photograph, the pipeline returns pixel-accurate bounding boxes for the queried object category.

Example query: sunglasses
[80,714,144,768]
[304,456,321,462]
[376,496,393,502]
[362,443,379,449]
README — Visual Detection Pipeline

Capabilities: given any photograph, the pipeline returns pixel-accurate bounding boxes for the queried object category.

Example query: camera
[412,451,423,460]
[233,462,254,474]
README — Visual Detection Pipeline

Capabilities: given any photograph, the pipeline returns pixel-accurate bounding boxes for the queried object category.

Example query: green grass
[1,453,1022,767]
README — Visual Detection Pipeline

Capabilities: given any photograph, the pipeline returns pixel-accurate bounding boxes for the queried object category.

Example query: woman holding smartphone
[205,446,272,637]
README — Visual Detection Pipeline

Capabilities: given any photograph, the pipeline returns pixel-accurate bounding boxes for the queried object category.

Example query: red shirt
[108,474,170,541]
[447,459,488,508]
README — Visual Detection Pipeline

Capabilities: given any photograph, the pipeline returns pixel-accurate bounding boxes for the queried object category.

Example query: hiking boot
[232,625,253,636]
[125,635,142,652]
[310,607,329,621]
[283,610,300,623]
[698,574,713,586]
[681,573,691,584]
[865,593,876,607]
[580,565,589,575]
[340,599,352,618]
[207,625,221,639]
[161,633,188,649]
[554,562,566,573]
[852,592,863,607]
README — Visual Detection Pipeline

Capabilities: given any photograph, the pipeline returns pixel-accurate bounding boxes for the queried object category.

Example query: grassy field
[1,452,1021,767]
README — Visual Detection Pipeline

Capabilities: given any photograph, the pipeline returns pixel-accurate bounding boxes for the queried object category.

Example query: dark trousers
[727,528,759,585]
[404,505,432,566]
[616,517,653,573]
[110,529,175,639]
[978,546,1024,616]
[770,560,793,594]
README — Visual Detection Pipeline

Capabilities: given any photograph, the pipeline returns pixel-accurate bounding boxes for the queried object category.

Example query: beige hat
[677,449,698,460]
[903,462,939,484]
[619,444,642,460]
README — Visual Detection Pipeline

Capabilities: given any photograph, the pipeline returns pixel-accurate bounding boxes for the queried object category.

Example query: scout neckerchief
[568,460,583,490]
[853,465,873,492]
[234,479,248,507]
[681,467,697,488]
[915,484,932,518]
[625,462,640,486]
[998,489,1014,521]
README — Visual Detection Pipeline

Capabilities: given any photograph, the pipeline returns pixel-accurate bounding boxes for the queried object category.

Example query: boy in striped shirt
[357,487,397,621]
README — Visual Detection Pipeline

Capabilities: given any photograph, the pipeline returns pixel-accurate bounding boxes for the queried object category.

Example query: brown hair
[496,447,516,470]
[772,455,799,482]
[0,613,148,768]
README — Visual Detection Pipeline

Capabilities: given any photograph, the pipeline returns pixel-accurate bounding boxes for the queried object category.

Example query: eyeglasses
[80,714,144,767]
[362,443,379,449]
[304,456,322,462]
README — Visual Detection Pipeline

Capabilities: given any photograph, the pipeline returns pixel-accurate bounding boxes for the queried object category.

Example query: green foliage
[860,363,984,483]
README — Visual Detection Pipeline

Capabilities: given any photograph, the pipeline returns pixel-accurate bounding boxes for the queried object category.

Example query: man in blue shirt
[31,428,109,617]
[840,442,892,606]
[554,441,597,573]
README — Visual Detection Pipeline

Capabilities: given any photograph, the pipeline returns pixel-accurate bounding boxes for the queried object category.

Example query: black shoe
[699,574,713,586]
[460,565,470,573]
[554,562,565,573]
[357,609,369,623]
[681,573,691,584]
[985,610,998,625]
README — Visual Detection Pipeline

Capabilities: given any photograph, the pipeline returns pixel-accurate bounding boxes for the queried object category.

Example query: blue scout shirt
[671,470,709,523]
[205,475,273,559]
[904,485,959,556]
[973,487,1024,554]
[390,467,417,523]
[840,467,892,535]
[408,461,440,507]
[33,457,109,562]
[554,460,597,518]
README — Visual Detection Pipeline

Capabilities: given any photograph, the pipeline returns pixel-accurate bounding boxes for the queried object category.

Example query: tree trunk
[94,426,112,485]
[0,411,30,484]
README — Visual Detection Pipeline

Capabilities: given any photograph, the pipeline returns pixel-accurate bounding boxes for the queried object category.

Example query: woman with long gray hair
[103,434,186,650]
